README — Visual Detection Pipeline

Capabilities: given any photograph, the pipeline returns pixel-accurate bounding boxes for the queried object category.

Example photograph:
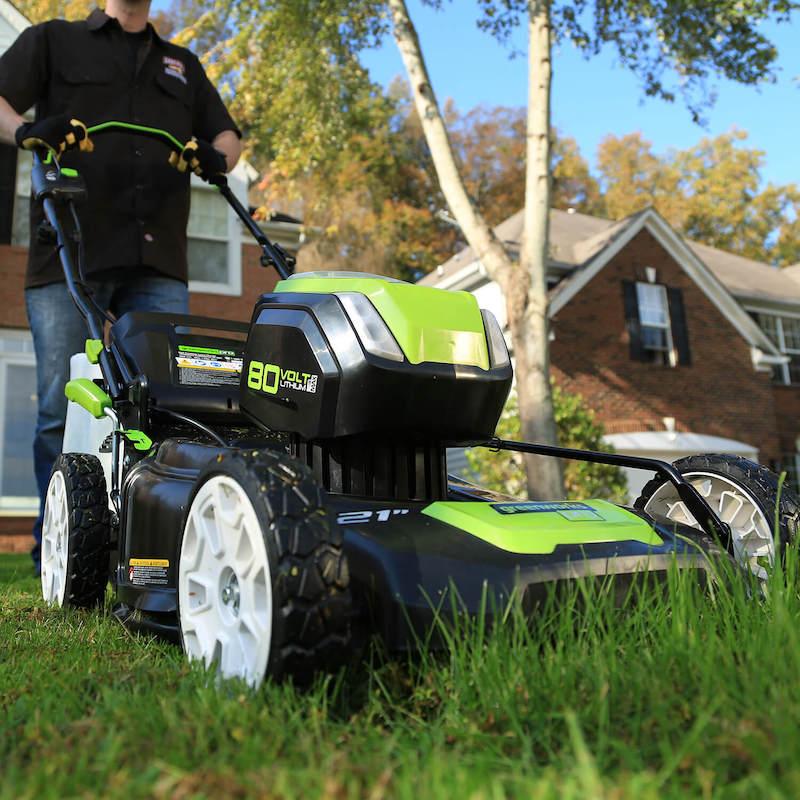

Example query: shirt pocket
[51,63,115,118]
[151,69,192,142]
[56,63,114,87]
[154,69,191,107]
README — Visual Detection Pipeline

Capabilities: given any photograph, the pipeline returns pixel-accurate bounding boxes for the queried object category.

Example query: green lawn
[3,551,800,799]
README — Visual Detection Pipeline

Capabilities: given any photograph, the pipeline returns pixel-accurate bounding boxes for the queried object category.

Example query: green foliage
[466,385,627,501]
[474,0,798,123]
[597,129,800,266]
[13,0,95,23]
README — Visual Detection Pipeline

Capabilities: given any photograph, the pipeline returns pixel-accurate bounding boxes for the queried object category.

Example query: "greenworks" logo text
[247,360,319,395]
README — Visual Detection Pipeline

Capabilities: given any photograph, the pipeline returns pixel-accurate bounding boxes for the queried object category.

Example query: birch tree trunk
[389,0,564,499]
[388,0,512,283]
[513,0,564,498]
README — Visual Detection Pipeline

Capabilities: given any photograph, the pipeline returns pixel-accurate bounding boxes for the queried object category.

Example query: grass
[3,551,800,799]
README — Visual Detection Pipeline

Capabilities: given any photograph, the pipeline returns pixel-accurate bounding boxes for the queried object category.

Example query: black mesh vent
[293,436,447,501]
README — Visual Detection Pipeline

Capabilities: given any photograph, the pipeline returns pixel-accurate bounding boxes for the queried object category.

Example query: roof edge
[548,208,781,358]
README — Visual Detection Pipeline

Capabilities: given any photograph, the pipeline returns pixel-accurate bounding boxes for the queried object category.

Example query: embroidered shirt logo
[163,56,187,84]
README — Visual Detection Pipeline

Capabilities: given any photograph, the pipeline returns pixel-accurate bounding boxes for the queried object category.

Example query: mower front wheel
[41,453,110,608]
[177,449,351,688]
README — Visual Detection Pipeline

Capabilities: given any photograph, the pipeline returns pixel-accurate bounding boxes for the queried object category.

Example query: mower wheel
[41,453,110,607]
[635,454,800,580]
[178,449,351,687]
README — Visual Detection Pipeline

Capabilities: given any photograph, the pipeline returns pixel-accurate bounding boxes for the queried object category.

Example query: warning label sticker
[175,345,242,387]
[129,558,169,586]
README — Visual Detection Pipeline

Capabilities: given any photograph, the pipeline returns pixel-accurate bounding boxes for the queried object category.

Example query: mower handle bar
[37,120,294,279]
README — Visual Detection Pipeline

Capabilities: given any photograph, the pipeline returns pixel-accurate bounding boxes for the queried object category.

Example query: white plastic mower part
[178,475,273,687]
[41,469,69,606]
[643,471,775,580]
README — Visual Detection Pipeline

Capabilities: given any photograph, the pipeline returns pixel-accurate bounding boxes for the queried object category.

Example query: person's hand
[169,137,227,185]
[15,114,93,154]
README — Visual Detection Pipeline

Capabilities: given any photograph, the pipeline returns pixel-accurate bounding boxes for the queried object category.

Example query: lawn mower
[37,122,799,687]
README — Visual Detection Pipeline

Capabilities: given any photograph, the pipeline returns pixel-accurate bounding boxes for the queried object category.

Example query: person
[0,0,243,574]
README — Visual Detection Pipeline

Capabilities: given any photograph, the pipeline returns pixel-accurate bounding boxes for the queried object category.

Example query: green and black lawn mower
[37,122,800,687]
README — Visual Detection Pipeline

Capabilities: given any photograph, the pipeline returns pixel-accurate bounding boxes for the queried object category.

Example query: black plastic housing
[240,291,513,441]
[110,312,249,421]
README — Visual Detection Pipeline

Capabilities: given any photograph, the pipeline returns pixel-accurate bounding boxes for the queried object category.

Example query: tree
[390,0,563,499]
[466,386,627,502]
[13,0,94,22]
[551,131,604,215]
[598,130,800,266]
[389,0,797,500]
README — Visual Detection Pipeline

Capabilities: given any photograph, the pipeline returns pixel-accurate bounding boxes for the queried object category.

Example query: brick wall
[550,228,784,464]
[771,386,800,457]
[0,242,276,330]
[0,245,30,328]
[0,517,34,553]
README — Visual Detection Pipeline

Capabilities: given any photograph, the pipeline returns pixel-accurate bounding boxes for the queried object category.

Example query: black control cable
[152,407,228,448]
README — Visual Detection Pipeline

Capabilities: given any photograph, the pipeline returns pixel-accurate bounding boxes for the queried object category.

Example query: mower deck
[111,442,715,649]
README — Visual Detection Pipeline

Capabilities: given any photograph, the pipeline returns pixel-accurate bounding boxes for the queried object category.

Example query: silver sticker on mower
[337,509,410,525]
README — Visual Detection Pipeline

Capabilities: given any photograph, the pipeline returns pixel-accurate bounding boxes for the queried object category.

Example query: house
[420,205,800,499]
[0,1,300,551]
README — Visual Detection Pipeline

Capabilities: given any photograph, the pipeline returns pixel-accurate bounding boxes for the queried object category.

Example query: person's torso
[27,16,200,287]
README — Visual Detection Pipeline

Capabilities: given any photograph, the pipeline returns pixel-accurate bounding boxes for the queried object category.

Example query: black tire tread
[196,449,351,684]
[635,453,800,553]
[54,453,110,607]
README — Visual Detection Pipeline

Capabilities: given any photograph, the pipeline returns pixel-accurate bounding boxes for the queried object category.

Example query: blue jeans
[25,274,189,572]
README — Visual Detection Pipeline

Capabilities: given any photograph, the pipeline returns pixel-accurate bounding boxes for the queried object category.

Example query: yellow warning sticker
[129,558,169,586]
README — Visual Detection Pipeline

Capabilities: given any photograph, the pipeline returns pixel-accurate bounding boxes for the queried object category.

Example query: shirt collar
[86,8,111,30]
[86,8,163,43]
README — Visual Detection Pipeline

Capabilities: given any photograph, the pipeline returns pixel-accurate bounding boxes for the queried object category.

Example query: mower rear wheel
[635,454,800,580]
[178,449,351,688]
[41,453,110,608]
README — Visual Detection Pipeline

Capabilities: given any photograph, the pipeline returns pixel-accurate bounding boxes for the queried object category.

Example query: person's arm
[213,129,242,173]
[0,24,49,144]
[0,95,26,145]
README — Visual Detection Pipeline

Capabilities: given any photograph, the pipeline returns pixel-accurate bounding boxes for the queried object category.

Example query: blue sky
[360,1,800,187]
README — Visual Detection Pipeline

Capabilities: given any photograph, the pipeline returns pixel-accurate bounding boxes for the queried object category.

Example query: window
[623,280,691,367]
[12,149,31,247]
[187,174,246,296]
[754,312,800,384]
[0,330,38,514]
[636,282,674,366]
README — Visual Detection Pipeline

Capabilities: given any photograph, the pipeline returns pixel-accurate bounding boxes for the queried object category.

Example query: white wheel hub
[644,471,775,580]
[41,470,69,606]
[178,475,272,687]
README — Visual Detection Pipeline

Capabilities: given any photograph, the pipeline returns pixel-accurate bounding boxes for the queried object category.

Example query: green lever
[124,430,154,452]
[85,338,103,365]
[64,378,111,420]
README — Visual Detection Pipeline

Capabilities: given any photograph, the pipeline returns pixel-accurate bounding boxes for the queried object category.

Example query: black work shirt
[0,9,241,288]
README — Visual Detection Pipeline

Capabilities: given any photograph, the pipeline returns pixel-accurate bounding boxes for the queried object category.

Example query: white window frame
[12,149,32,248]
[750,310,800,385]
[636,281,676,367]
[0,329,38,516]
[187,170,247,297]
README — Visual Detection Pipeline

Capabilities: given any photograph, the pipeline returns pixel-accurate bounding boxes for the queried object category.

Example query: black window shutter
[667,287,691,366]
[622,280,646,361]
[0,144,17,245]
